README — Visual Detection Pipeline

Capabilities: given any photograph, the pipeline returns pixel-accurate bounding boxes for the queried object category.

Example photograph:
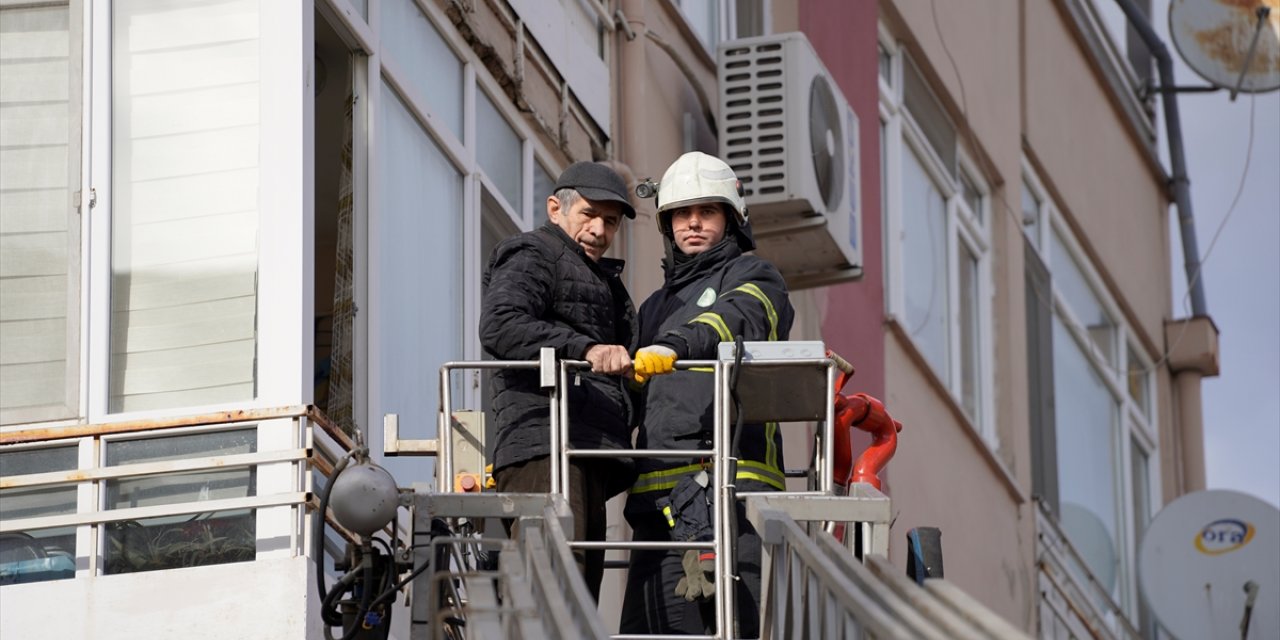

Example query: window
[108,0,263,414]
[476,89,523,212]
[1024,163,1159,620]
[381,0,463,140]
[674,0,768,51]
[880,42,993,438]
[0,1,83,425]
[1021,176,1043,251]
[367,0,562,487]
[532,160,555,228]
[0,445,79,583]
[103,428,257,574]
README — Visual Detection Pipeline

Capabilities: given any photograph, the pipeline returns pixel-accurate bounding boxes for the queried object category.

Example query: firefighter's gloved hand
[674,550,716,602]
[633,345,678,383]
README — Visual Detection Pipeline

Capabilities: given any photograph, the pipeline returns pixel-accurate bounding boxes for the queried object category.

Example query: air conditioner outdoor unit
[717,33,862,290]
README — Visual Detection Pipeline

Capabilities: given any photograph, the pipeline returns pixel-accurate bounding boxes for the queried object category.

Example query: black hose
[315,449,359,627]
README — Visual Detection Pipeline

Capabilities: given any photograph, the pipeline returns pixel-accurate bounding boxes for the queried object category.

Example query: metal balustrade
[0,406,369,583]
[390,345,905,639]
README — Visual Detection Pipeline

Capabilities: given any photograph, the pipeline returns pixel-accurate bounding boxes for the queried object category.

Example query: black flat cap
[553,161,636,219]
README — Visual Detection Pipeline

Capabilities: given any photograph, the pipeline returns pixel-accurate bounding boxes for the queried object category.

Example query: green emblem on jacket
[696,287,717,307]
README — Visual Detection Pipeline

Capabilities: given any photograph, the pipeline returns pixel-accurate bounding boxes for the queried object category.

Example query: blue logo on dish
[1194,518,1254,555]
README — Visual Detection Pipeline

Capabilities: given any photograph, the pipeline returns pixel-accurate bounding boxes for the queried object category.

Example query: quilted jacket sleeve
[480,236,596,360]
[654,256,793,359]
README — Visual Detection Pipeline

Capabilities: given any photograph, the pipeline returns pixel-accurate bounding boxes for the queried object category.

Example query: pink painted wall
[799,2,885,401]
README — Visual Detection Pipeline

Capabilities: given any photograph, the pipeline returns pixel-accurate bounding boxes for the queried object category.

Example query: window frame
[80,1,311,425]
[1024,160,1161,620]
[359,0,568,486]
[879,35,995,445]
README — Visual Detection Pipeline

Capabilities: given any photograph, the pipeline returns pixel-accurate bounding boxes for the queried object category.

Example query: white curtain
[0,1,80,424]
[109,0,260,413]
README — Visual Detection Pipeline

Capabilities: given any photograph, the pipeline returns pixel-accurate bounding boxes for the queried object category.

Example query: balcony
[0,406,362,639]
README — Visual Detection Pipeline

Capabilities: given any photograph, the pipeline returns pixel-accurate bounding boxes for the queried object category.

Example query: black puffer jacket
[480,222,637,493]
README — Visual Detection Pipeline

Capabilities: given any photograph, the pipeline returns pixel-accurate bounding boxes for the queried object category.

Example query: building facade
[0,0,1217,637]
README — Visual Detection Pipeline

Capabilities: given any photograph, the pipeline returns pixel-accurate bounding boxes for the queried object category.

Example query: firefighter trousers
[619,500,763,638]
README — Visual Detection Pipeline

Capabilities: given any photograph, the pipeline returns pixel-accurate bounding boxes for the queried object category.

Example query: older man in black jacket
[479,161,637,600]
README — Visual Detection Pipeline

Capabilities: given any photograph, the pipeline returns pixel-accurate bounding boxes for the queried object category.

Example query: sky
[1152,1,1280,509]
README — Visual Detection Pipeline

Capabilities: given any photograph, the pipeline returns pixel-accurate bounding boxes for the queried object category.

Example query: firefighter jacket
[624,235,794,524]
[480,222,637,495]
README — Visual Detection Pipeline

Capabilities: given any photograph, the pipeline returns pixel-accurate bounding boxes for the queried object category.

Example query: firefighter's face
[548,194,622,261]
[670,203,726,255]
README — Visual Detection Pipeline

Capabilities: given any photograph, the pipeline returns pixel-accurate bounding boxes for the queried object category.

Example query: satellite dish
[1169,0,1280,94]
[1138,489,1279,639]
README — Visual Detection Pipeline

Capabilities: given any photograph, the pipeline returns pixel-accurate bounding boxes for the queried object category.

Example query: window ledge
[886,318,1028,505]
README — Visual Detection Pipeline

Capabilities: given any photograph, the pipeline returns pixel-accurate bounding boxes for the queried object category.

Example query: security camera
[635,179,658,199]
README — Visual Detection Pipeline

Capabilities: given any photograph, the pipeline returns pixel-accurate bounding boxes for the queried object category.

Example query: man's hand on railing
[584,344,633,376]
[633,345,678,383]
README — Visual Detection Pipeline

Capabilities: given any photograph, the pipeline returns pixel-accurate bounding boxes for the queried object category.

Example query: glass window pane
[735,0,766,38]
[1127,343,1150,419]
[1051,228,1114,362]
[958,243,980,422]
[679,0,719,49]
[532,161,554,228]
[0,445,78,584]
[476,90,522,212]
[103,429,257,575]
[1053,316,1119,598]
[878,44,892,86]
[349,0,367,21]
[381,0,462,140]
[960,171,982,224]
[110,0,261,413]
[1021,179,1041,250]
[1131,439,1155,635]
[0,3,81,424]
[901,144,949,379]
[903,57,955,178]
[376,83,463,486]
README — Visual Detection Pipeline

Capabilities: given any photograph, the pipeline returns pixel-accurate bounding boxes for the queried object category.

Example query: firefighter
[619,152,794,637]
[479,161,638,601]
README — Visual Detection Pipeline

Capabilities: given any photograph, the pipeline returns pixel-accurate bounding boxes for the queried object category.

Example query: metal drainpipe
[1114,0,1209,317]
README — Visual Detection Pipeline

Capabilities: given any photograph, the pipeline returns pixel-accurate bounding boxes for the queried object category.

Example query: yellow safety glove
[633,345,678,384]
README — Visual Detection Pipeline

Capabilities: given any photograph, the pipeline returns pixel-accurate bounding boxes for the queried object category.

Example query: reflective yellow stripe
[737,460,786,489]
[690,312,732,342]
[631,459,785,493]
[728,283,778,341]
[632,462,706,493]
[765,421,778,469]
[689,367,714,372]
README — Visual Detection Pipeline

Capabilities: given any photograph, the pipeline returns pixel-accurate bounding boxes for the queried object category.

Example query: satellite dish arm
[1114,0,1209,317]
[1230,6,1273,101]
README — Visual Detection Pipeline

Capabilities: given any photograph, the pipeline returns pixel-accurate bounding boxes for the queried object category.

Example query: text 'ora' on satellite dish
[1169,0,1280,93]
[1138,489,1279,639]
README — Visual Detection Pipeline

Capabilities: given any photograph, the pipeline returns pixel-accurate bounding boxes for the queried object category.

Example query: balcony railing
[1035,499,1142,640]
[0,406,360,585]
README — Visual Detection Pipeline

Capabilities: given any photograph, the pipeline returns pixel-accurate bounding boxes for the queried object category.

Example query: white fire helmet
[655,152,747,234]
